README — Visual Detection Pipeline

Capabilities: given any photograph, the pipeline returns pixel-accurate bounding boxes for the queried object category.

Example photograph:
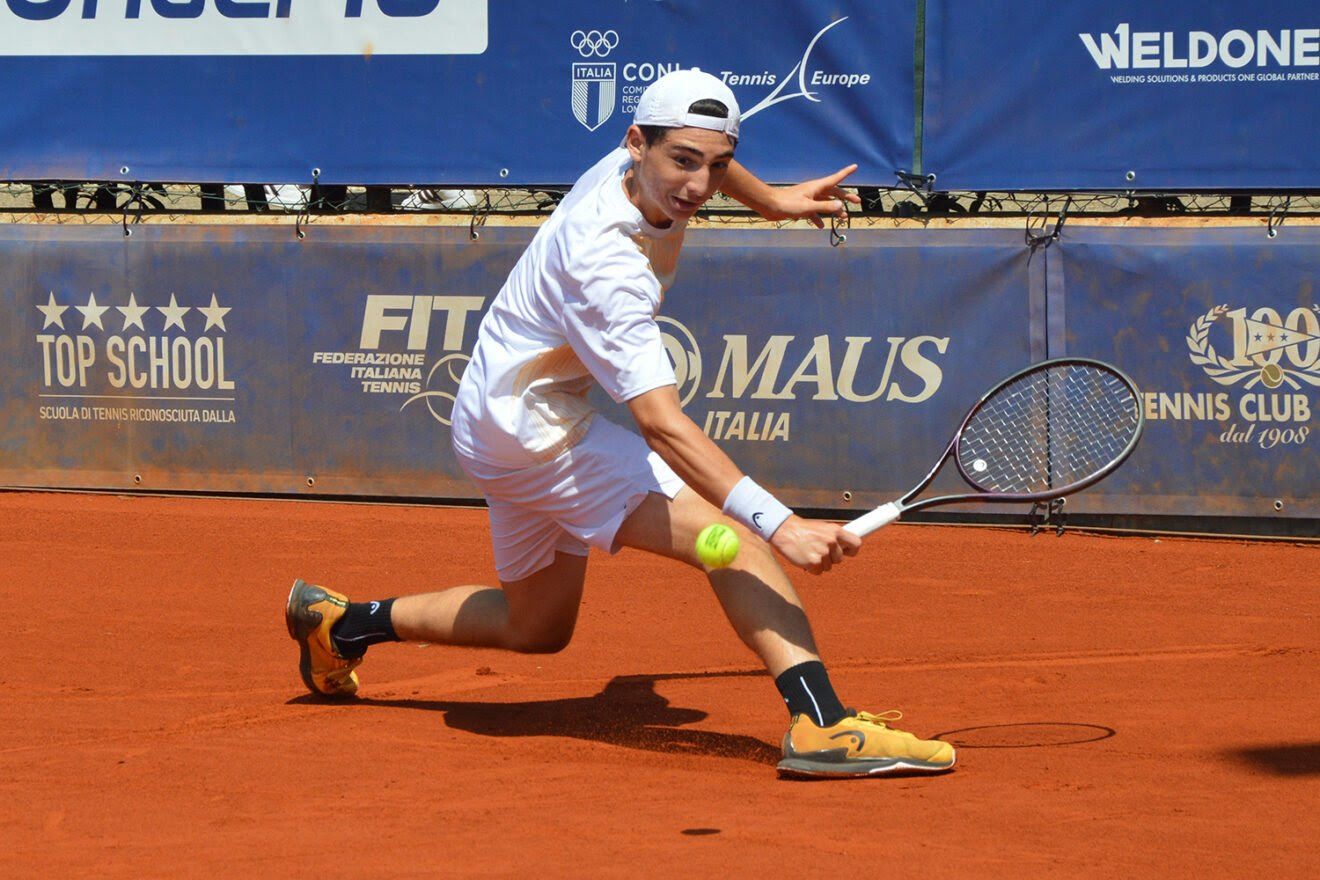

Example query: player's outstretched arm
[627,386,859,573]
[720,160,861,229]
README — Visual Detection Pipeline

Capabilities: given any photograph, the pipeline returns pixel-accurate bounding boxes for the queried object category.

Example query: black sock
[331,598,400,659]
[775,660,848,727]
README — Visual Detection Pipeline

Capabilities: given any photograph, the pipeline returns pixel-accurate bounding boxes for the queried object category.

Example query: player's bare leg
[286,555,587,697]
[613,486,821,677]
[613,487,955,776]
[390,551,588,653]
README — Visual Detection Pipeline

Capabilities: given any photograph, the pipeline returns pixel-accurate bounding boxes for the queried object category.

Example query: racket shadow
[317,671,782,766]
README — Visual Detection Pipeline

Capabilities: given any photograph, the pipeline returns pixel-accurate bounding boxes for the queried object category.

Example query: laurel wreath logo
[1186,304,1320,389]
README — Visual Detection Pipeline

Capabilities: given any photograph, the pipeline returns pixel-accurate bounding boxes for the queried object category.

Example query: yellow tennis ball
[696,523,740,569]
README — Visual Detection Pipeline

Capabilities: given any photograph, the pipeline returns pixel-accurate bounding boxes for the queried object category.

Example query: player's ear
[624,125,647,162]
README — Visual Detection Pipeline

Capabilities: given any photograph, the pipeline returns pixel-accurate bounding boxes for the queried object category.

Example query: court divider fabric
[1,224,1315,529]
[5,2,1318,191]
[0,0,914,186]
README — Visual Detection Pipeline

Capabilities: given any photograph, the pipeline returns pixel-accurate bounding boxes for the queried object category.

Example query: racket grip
[843,502,902,537]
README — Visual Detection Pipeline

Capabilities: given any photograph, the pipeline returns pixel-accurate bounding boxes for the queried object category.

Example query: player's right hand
[770,515,861,574]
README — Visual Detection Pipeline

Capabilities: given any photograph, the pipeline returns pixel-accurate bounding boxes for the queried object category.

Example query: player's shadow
[1228,743,1320,777]
[344,670,782,766]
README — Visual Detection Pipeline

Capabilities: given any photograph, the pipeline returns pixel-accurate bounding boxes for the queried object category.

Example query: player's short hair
[639,99,737,147]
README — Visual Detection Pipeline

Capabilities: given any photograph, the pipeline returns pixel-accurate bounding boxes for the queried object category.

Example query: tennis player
[287,70,954,778]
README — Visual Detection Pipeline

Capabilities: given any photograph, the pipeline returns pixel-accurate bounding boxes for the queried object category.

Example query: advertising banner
[6,222,1311,526]
[923,1,1320,190]
[1052,226,1319,520]
[0,0,913,186]
[0,224,1032,509]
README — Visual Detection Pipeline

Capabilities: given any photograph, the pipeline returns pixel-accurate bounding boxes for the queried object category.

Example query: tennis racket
[843,357,1144,537]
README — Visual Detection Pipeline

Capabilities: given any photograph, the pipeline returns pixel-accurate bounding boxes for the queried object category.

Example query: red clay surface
[2,490,1317,878]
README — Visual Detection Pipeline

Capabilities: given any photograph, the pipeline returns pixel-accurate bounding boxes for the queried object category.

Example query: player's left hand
[765,165,861,228]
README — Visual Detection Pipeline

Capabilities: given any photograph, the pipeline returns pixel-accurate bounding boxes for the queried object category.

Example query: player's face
[625,125,735,227]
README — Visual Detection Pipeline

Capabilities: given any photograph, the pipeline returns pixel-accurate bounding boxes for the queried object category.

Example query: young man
[287,70,954,777]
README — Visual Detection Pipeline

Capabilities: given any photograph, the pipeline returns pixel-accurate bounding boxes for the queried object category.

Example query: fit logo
[311,295,487,403]
[359,295,485,352]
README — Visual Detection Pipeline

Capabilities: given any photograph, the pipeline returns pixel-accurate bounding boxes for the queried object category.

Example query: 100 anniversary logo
[1143,303,1319,448]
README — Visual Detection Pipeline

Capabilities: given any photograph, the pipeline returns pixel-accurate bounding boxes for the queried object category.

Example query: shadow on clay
[931,722,1117,749]
[292,669,782,766]
[1229,743,1320,777]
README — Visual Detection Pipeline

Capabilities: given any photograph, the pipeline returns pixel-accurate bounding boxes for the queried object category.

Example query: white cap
[633,69,741,140]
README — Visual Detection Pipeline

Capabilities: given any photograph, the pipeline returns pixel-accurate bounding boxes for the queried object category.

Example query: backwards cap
[633,69,741,140]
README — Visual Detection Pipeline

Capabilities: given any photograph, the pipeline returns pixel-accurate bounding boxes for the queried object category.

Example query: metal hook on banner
[1025,196,1072,250]
[296,168,320,240]
[829,200,850,247]
[1267,196,1291,239]
[1028,497,1067,537]
[892,170,937,220]
[121,182,146,237]
[894,170,936,195]
[469,192,491,241]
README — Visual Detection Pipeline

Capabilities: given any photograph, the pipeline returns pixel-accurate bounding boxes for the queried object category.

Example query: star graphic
[197,293,231,332]
[1254,334,1262,342]
[157,294,190,332]
[117,292,150,332]
[36,292,68,330]
[75,292,111,331]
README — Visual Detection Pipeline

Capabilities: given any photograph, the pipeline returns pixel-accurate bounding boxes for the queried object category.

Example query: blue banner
[5,222,1313,526]
[0,224,1028,509]
[0,0,913,186]
[923,1,1320,190]
[1051,226,1319,519]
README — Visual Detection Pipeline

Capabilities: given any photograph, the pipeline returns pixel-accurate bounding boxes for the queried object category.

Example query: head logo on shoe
[829,730,866,750]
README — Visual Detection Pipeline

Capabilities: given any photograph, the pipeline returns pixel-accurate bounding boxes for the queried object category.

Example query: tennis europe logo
[567,18,873,133]
[1143,303,1318,449]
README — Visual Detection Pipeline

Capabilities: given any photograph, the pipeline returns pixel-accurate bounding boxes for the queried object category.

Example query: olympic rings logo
[570,29,619,58]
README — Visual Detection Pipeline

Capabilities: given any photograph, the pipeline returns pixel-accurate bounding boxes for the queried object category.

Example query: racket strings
[957,365,1141,494]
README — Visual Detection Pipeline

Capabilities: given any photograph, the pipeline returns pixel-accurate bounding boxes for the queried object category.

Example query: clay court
[3,490,1315,877]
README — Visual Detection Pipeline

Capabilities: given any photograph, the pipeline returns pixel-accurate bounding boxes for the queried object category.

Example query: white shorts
[455,417,685,582]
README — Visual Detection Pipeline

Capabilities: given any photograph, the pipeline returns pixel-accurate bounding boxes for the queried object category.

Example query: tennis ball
[696,523,740,569]
[1261,363,1284,388]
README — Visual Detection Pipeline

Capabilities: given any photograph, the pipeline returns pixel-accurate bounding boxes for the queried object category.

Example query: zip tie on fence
[1025,195,1071,250]
[469,192,491,241]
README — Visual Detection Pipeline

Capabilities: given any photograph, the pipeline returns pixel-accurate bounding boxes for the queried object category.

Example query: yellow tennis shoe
[778,710,955,777]
[285,579,361,698]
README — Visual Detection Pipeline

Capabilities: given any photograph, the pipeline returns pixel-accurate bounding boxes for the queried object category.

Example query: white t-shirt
[451,147,686,469]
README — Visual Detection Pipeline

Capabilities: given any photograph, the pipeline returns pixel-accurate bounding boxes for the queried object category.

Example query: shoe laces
[852,709,904,728]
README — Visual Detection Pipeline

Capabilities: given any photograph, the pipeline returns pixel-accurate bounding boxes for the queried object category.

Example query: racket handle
[844,502,902,537]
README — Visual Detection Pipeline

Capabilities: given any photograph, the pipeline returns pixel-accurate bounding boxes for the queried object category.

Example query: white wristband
[722,476,793,542]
